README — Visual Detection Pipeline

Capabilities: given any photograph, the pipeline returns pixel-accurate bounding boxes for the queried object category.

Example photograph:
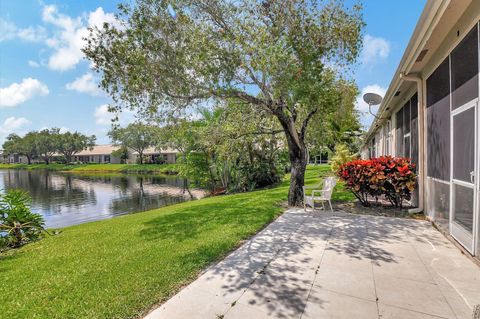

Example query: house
[72,145,123,164]
[0,145,178,165]
[129,147,178,164]
[1,152,30,164]
[73,145,178,164]
[0,150,8,164]
[361,0,480,257]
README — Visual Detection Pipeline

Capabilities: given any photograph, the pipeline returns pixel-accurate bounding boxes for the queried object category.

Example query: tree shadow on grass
[138,199,280,243]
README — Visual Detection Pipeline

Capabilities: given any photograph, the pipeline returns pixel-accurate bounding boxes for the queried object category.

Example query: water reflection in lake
[0,169,204,228]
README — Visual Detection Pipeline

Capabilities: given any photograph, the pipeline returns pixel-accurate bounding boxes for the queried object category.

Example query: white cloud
[66,73,101,96]
[361,34,390,65]
[94,104,112,125]
[42,5,121,71]
[355,84,386,128]
[0,18,47,43]
[59,127,70,133]
[17,26,47,42]
[0,78,49,107]
[28,60,40,68]
[0,117,32,143]
[88,7,121,30]
[94,104,135,126]
[0,117,31,132]
[0,19,17,42]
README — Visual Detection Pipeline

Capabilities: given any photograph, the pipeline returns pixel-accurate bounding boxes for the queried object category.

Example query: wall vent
[416,49,428,62]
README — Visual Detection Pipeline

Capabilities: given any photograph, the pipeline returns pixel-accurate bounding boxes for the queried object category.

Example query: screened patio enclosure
[425,23,479,255]
[362,2,480,258]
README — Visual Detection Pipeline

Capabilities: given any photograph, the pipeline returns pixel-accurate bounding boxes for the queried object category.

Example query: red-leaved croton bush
[337,156,417,208]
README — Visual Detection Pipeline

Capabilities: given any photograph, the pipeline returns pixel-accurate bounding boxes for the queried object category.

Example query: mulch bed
[333,197,426,220]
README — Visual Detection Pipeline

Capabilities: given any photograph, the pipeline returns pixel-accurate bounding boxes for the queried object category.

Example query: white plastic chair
[303,177,337,212]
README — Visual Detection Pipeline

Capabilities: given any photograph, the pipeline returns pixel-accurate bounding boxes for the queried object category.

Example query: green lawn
[0,163,179,174]
[0,165,353,319]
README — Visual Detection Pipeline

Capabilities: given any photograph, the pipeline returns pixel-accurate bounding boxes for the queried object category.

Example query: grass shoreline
[0,163,180,175]
[0,165,354,319]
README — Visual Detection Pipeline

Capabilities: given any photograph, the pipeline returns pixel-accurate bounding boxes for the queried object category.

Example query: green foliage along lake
[0,169,204,228]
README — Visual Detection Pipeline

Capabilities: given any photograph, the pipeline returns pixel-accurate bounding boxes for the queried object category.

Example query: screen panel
[451,25,479,109]
[410,93,419,166]
[453,184,474,232]
[404,101,411,134]
[426,178,450,231]
[426,95,450,180]
[404,136,411,159]
[427,58,450,108]
[452,107,475,182]
[396,108,404,157]
[426,58,451,181]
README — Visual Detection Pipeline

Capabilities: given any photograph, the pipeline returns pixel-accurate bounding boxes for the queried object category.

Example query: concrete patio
[145,209,480,319]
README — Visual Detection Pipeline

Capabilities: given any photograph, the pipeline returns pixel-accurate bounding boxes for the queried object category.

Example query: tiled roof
[75,145,120,156]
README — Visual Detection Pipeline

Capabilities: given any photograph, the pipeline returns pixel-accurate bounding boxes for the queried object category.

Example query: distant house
[1,145,178,165]
[130,147,178,165]
[73,145,178,164]
[1,152,29,164]
[72,145,123,164]
[0,150,8,164]
[361,0,480,257]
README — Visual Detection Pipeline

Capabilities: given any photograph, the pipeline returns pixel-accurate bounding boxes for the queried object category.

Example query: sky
[0,0,427,145]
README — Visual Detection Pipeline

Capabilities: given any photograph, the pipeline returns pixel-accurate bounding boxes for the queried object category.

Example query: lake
[0,169,205,228]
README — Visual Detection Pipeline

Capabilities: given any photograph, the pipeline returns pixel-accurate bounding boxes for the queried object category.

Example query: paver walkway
[145,209,480,319]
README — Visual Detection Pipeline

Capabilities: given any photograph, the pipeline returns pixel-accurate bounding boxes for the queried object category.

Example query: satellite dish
[363,92,383,119]
[363,93,383,106]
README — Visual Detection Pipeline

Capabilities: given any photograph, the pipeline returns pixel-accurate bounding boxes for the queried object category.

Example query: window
[426,58,450,181]
[104,155,111,163]
[404,135,411,159]
[395,107,404,156]
[384,121,391,155]
[395,93,418,159]
[410,94,419,166]
[370,137,376,158]
[402,100,411,158]
[451,24,479,109]
[404,101,411,134]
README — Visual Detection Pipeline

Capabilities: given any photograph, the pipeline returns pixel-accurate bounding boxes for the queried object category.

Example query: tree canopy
[2,130,96,165]
[109,123,160,164]
[84,0,364,205]
[56,132,96,164]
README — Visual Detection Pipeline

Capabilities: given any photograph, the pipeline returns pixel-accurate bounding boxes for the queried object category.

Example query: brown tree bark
[274,110,309,207]
[285,131,307,207]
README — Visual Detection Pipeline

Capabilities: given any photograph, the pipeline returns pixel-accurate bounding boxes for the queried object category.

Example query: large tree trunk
[281,121,308,207]
[26,156,31,165]
[287,143,307,207]
[65,153,73,164]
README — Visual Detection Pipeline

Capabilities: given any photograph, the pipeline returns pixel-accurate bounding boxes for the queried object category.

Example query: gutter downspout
[399,72,425,214]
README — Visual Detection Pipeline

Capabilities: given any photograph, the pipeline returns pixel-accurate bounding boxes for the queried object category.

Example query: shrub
[337,156,416,207]
[0,189,45,249]
[330,144,356,172]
